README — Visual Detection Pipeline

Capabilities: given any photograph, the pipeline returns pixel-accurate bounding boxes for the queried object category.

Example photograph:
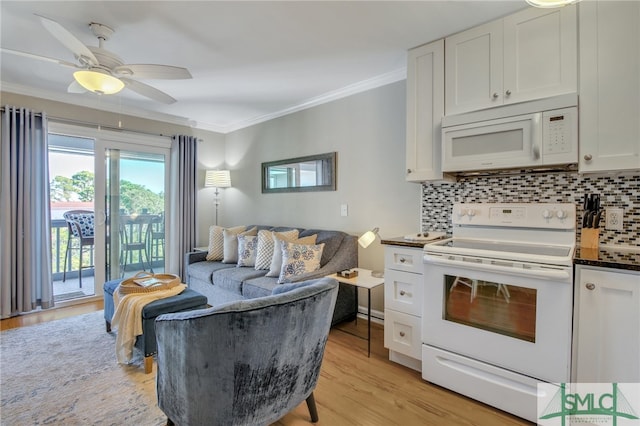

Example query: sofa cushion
[266,234,317,277]
[254,229,299,270]
[299,229,345,267]
[223,227,257,263]
[189,261,236,283]
[278,241,325,283]
[272,277,336,295]
[237,235,259,267]
[212,267,267,293]
[241,276,280,299]
[206,225,245,261]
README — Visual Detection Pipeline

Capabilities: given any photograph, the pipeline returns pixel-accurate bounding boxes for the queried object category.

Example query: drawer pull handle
[399,331,406,337]
[399,257,406,263]
[586,283,595,290]
[399,290,406,296]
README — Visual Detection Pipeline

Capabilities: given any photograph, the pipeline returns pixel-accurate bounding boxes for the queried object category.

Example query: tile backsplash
[421,172,640,246]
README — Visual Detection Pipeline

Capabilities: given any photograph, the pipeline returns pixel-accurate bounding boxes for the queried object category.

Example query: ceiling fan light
[73,70,124,95]
[526,0,578,8]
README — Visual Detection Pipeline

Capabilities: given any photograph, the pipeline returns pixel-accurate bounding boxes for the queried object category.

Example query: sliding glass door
[48,123,171,300]
[104,147,166,280]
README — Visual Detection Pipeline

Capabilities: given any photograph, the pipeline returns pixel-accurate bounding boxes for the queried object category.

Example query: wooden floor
[1,304,532,425]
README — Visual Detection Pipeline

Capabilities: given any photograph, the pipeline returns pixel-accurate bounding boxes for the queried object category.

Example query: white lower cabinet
[573,265,640,382]
[383,245,424,371]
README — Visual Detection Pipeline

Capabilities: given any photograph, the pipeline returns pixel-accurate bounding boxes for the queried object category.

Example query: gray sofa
[185,226,358,325]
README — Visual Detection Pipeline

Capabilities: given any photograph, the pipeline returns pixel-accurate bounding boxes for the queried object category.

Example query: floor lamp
[205,170,231,226]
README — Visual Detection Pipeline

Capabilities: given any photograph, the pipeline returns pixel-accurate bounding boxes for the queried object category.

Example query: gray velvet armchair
[155,277,339,426]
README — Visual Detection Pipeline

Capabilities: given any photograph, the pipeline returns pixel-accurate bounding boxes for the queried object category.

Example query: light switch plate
[340,204,348,217]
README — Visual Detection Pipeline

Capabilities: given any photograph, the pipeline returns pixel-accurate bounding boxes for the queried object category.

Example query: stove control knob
[457,209,467,218]
[466,208,476,217]
[542,209,553,219]
[556,210,568,219]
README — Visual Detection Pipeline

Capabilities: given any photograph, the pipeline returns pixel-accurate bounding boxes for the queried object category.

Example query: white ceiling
[1,1,526,134]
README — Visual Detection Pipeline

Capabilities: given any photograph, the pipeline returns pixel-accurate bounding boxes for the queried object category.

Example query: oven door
[423,254,572,383]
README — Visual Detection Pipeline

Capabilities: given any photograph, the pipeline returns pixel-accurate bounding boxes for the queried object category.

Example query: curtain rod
[1,106,172,139]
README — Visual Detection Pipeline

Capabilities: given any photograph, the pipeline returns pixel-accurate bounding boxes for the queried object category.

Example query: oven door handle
[423,255,570,281]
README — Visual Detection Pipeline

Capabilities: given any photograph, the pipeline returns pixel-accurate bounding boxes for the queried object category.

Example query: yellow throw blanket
[111,283,186,364]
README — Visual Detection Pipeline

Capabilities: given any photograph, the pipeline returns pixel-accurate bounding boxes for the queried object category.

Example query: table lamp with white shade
[358,227,384,278]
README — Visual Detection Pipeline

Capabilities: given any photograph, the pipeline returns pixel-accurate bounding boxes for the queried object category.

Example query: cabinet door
[406,39,444,182]
[384,246,424,274]
[503,5,577,105]
[384,309,422,359]
[574,267,640,383]
[445,20,503,115]
[384,269,423,317]
[579,1,640,173]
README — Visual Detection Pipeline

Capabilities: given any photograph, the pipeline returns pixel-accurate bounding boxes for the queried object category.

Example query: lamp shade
[358,227,379,249]
[205,170,231,188]
[525,0,578,8]
[73,70,125,95]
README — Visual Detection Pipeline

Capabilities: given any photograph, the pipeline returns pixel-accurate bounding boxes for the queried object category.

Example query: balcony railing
[51,218,164,283]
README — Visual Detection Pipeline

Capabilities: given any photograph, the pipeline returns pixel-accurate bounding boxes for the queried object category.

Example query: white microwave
[441,104,578,173]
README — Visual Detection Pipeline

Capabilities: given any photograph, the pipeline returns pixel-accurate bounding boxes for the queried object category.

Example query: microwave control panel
[542,107,578,164]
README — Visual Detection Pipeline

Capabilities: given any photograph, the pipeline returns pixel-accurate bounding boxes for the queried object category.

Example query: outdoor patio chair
[62,210,95,288]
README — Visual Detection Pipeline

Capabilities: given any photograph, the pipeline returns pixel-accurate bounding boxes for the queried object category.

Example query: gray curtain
[168,135,197,282]
[1,106,54,318]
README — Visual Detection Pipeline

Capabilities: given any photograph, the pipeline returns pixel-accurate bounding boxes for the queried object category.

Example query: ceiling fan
[2,15,192,104]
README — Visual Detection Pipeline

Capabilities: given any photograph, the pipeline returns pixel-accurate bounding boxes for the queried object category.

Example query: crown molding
[0,82,222,132]
[1,67,406,135]
[221,67,407,133]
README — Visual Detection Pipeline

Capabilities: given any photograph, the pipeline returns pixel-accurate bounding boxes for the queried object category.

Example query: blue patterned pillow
[237,234,259,267]
[278,241,325,283]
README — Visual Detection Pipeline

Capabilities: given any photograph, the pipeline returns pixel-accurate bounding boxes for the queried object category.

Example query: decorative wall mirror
[262,152,336,193]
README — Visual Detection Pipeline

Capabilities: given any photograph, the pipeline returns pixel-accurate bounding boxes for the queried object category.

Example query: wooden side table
[326,268,384,357]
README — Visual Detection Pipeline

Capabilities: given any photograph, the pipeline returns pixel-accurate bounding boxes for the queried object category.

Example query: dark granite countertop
[574,245,640,272]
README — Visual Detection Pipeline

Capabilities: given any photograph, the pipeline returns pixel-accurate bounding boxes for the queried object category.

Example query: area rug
[0,311,166,425]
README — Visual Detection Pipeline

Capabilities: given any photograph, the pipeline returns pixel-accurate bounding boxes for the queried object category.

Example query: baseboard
[356,306,384,325]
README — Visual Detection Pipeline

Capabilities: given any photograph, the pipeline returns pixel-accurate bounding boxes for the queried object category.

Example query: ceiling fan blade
[114,64,192,80]
[120,78,177,104]
[67,80,87,94]
[1,47,80,69]
[37,14,98,66]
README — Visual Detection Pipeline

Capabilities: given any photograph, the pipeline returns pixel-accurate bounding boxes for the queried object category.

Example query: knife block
[580,228,599,250]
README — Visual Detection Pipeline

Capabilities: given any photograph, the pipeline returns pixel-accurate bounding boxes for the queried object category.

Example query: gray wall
[219,81,422,315]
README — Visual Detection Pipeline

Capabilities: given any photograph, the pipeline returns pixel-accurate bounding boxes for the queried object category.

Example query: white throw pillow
[254,229,299,270]
[266,234,317,277]
[222,227,257,263]
[206,225,245,261]
[278,241,325,283]
[237,234,259,267]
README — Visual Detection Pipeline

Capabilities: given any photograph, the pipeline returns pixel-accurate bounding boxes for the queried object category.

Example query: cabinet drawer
[384,309,422,359]
[384,269,423,316]
[384,246,424,274]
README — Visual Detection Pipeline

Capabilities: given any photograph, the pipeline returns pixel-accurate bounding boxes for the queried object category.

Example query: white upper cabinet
[445,20,503,115]
[445,5,577,116]
[578,1,640,173]
[406,39,445,182]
